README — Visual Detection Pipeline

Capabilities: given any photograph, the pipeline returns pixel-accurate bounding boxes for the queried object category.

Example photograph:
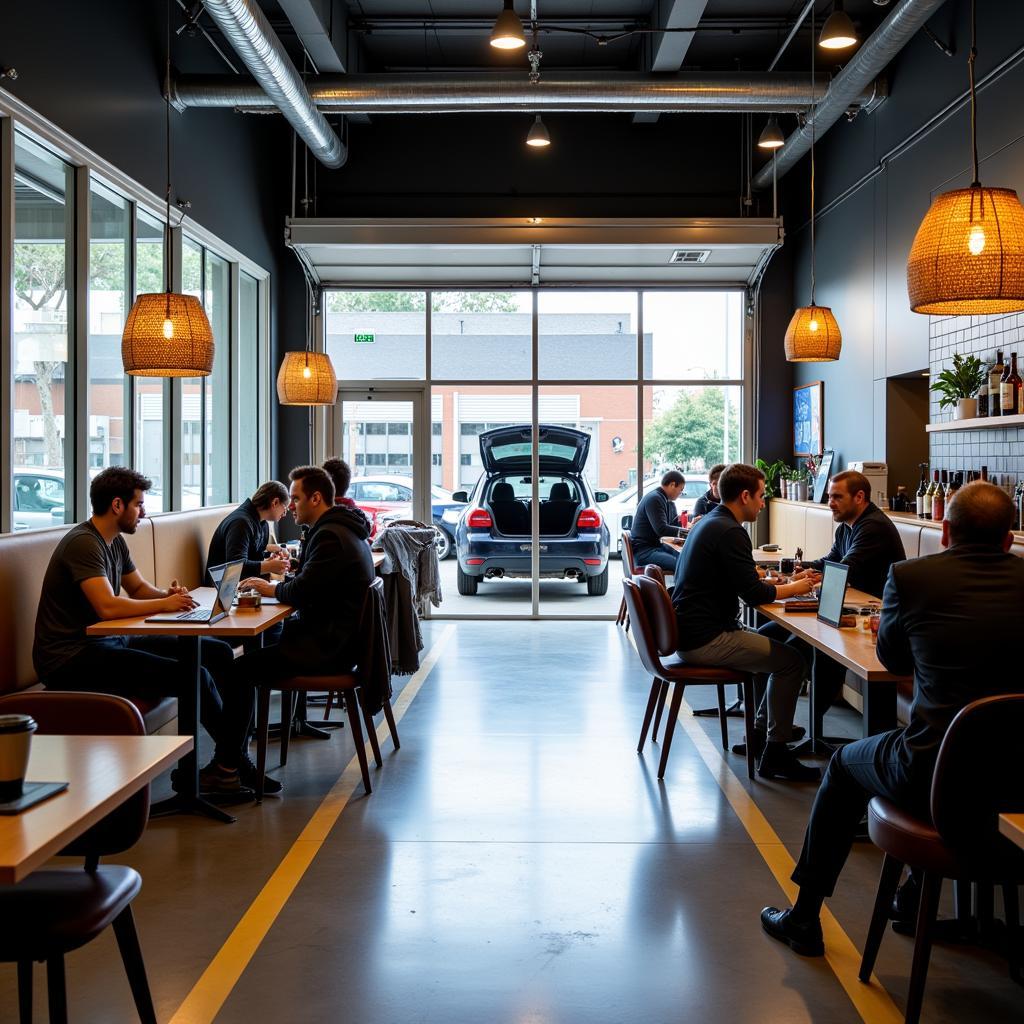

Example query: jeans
[634,546,679,575]
[44,636,248,762]
[679,627,808,742]
[791,730,924,896]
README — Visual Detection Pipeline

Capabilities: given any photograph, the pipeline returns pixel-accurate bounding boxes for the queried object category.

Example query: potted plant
[755,458,788,500]
[930,353,987,420]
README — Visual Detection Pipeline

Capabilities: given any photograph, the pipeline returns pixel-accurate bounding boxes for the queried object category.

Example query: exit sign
[354,332,375,344]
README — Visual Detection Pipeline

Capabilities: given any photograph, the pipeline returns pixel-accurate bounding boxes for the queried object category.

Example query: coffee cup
[780,557,795,575]
[0,714,37,802]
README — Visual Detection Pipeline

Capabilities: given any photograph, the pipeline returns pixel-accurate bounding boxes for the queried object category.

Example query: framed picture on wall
[793,381,824,457]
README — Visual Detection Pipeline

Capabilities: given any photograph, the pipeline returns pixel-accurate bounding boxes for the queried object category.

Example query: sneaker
[199,762,254,796]
[238,756,283,796]
[760,907,825,957]
[757,742,821,782]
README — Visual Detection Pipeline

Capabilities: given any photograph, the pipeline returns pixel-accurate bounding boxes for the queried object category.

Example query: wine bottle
[981,465,989,482]
[917,465,929,519]
[932,471,945,522]
[926,470,939,520]
[990,350,1005,418]
[1002,352,1022,416]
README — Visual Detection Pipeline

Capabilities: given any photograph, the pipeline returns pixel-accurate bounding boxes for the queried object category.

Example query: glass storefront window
[431,292,531,379]
[204,251,230,505]
[13,135,74,530]
[326,291,425,379]
[538,292,638,380]
[238,271,260,497]
[643,291,743,380]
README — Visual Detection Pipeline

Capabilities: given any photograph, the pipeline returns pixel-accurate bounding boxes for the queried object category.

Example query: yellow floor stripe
[674,695,904,1024]
[169,625,456,1024]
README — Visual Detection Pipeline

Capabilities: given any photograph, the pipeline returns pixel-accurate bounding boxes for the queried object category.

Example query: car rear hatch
[478,424,590,476]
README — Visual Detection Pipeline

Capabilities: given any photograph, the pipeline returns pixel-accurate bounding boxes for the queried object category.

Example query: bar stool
[623,575,757,780]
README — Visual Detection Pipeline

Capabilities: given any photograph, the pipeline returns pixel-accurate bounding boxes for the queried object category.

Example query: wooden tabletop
[0,734,191,884]
[86,587,294,638]
[660,536,791,565]
[757,587,905,682]
[999,814,1024,851]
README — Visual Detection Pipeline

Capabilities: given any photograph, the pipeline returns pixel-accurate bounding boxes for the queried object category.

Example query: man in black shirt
[33,467,255,795]
[755,471,906,742]
[672,463,819,781]
[206,480,289,584]
[762,482,1024,957]
[692,463,724,521]
[629,470,686,573]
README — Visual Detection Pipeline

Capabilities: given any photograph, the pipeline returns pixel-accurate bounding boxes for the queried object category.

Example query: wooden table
[87,590,293,823]
[661,536,791,566]
[757,586,909,750]
[999,814,1024,851]
[0,734,190,883]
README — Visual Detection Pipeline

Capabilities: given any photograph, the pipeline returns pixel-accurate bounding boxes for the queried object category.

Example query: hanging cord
[968,0,980,187]
[809,1,816,306]
[165,0,173,298]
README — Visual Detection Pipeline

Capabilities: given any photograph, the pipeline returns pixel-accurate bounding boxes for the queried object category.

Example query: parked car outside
[600,474,709,557]
[452,425,611,596]
[348,475,467,558]
[13,468,66,532]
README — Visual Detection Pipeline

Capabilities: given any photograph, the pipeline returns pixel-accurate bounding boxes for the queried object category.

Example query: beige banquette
[769,498,1024,720]
[0,506,235,732]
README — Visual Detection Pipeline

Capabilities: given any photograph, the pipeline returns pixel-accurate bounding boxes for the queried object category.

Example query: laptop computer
[816,560,854,628]
[146,560,243,625]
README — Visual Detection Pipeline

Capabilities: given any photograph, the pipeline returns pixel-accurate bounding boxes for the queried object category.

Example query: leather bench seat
[0,506,235,735]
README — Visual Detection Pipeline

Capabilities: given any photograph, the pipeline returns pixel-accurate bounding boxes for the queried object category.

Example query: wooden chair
[617,530,637,631]
[623,575,756,780]
[0,692,157,1024]
[254,577,399,800]
[858,694,1024,1024]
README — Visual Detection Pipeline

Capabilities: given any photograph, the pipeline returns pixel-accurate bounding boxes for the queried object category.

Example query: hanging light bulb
[757,116,785,150]
[490,0,526,50]
[526,114,550,147]
[907,0,1024,314]
[786,5,842,362]
[277,351,337,405]
[819,1,858,50]
[122,0,213,377]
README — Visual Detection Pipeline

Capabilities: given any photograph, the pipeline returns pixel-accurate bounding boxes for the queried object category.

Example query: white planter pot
[954,397,977,420]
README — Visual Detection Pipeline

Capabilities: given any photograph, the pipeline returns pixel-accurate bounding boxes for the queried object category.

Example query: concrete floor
[3,620,1022,1023]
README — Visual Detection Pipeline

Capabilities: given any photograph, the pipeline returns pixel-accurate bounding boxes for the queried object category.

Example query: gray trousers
[679,628,808,742]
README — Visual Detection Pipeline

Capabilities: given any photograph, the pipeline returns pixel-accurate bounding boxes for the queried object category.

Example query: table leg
[149,635,237,824]
[790,650,838,757]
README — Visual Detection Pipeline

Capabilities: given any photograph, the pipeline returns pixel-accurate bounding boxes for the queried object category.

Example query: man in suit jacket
[629,470,686,573]
[761,481,1024,957]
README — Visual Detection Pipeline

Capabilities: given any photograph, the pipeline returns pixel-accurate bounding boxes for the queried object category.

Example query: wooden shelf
[926,413,1024,432]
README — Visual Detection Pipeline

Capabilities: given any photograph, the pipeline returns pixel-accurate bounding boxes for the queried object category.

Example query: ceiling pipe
[171,71,880,115]
[200,0,346,168]
[751,0,948,190]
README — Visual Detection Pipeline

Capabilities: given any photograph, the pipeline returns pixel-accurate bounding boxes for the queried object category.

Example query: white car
[13,468,66,532]
[600,475,709,557]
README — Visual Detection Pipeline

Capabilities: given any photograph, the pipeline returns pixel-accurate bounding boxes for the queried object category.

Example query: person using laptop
[761,481,1024,956]
[630,470,687,573]
[32,467,256,796]
[751,470,905,747]
[218,465,376,790]
[672,463,820,782]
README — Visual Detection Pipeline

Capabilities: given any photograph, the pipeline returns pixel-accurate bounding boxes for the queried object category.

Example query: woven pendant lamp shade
[907,186,1024,314]
[784,305,842,362]
[122,292,214,376]
[277,351,338,405]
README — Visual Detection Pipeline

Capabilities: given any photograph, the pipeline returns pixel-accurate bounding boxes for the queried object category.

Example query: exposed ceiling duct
[751,0,949,189]
[200,0,346,168]
[171,71,882,116]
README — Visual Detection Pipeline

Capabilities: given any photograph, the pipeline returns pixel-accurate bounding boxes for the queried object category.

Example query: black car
[452,425,611,596]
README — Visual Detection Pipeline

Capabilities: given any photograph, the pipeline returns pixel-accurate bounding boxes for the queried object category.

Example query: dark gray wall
[784,0,1024,486]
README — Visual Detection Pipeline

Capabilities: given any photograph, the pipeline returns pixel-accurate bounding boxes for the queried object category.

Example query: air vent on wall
[669,249,711,264]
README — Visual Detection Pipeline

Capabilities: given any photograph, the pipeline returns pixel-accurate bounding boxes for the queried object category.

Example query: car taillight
[576,507,603,529]
[467,508,493,529]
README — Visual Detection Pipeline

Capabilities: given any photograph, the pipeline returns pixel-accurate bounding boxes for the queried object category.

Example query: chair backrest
[621,530,636,577]
[931,694,1024,858]
[622,574,678,680]
[642,564,666,589]
[354,576,393,714]
[0,691,149,857]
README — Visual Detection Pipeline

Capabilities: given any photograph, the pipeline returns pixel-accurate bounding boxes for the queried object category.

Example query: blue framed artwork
[793,381,824,457]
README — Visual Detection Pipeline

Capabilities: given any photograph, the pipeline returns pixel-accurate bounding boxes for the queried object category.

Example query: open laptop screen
[816,560,851,628]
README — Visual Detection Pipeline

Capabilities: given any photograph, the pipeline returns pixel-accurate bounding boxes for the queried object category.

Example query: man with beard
[33,467,253,795]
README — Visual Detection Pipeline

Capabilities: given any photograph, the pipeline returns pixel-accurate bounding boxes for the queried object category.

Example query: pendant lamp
[490,0,526,50]
[122,0,213,377]
[526,115,550,147]
[818,1,858,51]
[907,0,1024,314]
[277,285,338,406]
[785,5,842,362]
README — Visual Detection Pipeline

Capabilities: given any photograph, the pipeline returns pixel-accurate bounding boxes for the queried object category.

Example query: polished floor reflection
[2,621,1021,1022]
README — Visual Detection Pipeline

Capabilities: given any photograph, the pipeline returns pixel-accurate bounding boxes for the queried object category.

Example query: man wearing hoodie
[223,465,376,794]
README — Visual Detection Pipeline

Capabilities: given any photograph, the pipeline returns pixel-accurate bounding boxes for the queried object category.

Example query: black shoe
[889,874,920,928]
[757,742,821,782]
[199,762,254,797]
[732,728,766,759]
[761,907,825,957]
[238,756,283,796]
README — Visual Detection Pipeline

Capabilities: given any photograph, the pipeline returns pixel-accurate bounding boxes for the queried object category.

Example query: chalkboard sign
[812,450,835,504]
